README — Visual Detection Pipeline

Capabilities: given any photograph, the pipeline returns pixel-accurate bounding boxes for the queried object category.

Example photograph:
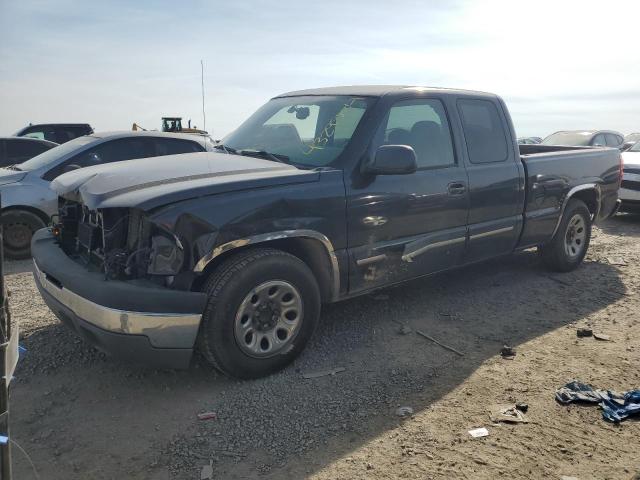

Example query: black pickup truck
[31,86,622,378]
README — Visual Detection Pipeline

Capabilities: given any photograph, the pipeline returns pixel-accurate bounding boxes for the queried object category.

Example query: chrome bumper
[33,260,202,349]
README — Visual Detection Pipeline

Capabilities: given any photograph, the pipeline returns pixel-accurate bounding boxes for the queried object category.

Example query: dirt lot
[7,215,640,479]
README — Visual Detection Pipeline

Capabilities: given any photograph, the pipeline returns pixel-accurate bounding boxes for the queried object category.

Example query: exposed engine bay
[54,198,186,286]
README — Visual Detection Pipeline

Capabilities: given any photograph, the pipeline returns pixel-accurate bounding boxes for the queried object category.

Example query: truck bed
[517,145,621,248]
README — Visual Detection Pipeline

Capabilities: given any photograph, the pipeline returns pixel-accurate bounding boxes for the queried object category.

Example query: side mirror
[364,145,418,175]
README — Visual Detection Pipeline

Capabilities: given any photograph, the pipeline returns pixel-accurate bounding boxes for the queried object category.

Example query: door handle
[447,182,467,195]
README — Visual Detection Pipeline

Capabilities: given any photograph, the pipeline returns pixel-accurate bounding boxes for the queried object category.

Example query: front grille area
[56,199,146,278]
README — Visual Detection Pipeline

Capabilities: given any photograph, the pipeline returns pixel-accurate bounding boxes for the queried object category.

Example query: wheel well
[570,189,598,217]
[192,237,334,302]
[1,205,50,226]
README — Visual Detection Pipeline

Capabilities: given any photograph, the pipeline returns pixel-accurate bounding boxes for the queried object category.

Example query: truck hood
[51,152,319,210]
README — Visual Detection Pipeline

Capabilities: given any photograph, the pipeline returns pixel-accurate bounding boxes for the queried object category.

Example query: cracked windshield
[222,95,373,167]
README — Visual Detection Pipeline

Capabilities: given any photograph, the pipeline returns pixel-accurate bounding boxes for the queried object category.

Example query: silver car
[0,131,212,258]
[620,141,640,212]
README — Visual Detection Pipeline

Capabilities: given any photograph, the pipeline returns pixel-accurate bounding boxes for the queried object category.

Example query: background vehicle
[517,136,542,144]
[622,133,640,151]
[15,123,94,144]
[131,117,208,135]
[0,131,212,259]
[0,137,57,167]
[619,141,640,212]
[542,130,625,149]
[33,86,622,379]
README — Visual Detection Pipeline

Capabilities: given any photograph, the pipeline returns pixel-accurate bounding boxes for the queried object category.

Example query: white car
[620,141,640,212]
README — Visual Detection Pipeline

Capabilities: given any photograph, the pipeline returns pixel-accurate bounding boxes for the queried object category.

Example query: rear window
[154,138,204,156]
[457,99,509,164]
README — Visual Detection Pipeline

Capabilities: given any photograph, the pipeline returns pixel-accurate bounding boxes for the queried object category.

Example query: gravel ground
[7,214,640,479]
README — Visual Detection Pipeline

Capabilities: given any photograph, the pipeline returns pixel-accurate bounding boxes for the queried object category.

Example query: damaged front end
[54,198,188,287]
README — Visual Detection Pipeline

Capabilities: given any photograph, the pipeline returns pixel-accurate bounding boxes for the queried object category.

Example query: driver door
[346,98,469,294]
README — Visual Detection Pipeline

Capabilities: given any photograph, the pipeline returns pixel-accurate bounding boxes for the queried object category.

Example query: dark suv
[15,123,94,144]
[0,137,58,167]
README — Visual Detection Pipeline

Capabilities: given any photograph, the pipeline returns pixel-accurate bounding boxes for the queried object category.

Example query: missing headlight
[147,235,184,275]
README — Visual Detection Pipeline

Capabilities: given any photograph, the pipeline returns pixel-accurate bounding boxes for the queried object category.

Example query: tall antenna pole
[201,59,206,132]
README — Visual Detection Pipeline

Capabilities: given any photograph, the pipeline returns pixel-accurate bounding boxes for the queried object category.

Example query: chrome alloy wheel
[234,280,303,357]
[564,214,587,259]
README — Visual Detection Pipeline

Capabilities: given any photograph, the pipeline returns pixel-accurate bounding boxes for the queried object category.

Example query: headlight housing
[147,233,184,275]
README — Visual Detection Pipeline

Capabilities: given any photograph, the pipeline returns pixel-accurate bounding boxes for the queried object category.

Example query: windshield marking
[303,98,359,156]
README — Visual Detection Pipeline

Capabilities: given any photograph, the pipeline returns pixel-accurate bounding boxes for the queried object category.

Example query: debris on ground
[593,332,611,341]
[395,406,414,417]
[489,404,529,423]
[416,330,464,356]
[468,427,489,438]
[555,380,640,422]
[500,345,516,358]
[515,402,529,413]
[576,327,593,338]
[200,460,214,479]
[606,257,628,266]
[197,412,217,420]
[397,325,413,335]
[302,367,346,379]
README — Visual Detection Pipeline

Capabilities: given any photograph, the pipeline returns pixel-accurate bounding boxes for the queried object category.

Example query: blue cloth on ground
[555,380,640,423]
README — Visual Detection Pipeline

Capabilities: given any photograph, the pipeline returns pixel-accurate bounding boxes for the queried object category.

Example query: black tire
[1,210,46,260]
[197,248,321,379]
[539,199,591,272]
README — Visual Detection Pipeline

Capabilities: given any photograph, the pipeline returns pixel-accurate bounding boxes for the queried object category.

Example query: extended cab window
[223,95,374,167]
[458,99,509,164]
[374,99,455,168]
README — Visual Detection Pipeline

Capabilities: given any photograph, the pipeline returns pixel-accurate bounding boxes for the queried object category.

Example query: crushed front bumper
[31,229,207,368]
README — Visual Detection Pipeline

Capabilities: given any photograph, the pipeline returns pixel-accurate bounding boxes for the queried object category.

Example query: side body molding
[193,230,341,301]
[550,183,601,237]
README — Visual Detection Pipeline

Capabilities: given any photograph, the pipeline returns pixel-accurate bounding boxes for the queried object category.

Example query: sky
[1,0,639,139]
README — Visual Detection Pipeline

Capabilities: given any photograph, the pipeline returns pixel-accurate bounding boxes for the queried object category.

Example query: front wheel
[1,210,46,259]
[539,198,591,272]
[197,248,321,379]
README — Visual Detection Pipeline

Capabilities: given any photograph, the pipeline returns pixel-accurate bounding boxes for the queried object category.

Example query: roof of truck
[275,85,497,99]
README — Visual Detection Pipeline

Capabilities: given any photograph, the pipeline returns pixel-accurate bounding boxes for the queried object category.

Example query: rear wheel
[197,248,321,379]
[1,210,46,259]
[539,199,591,272]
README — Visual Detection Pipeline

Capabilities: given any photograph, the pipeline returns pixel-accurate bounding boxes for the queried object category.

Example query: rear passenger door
[605,133,622,149]
[347,97,469,293]
[457,98,524,263]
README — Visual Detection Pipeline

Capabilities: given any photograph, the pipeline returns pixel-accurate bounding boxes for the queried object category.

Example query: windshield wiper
[237,149,290,165]
[213,143,237,154]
